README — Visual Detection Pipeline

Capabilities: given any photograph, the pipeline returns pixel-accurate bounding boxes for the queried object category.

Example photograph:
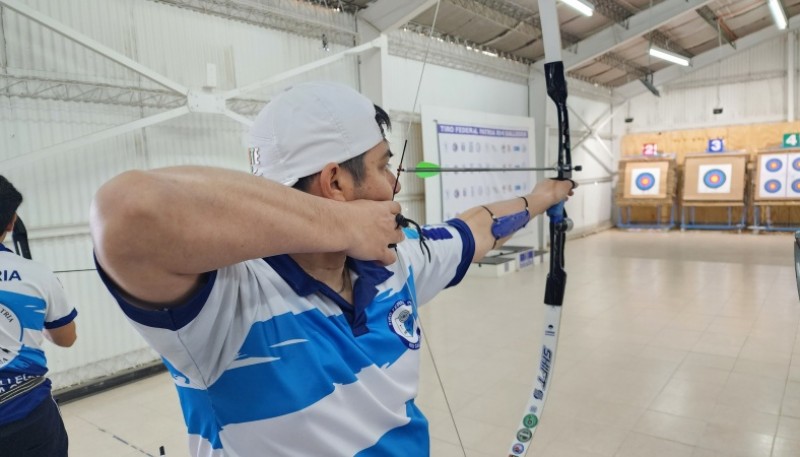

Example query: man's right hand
[344,200,405,265]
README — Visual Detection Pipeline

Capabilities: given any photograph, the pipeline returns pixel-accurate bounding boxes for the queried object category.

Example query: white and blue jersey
[97,219,474,457]
[0,244,77,425]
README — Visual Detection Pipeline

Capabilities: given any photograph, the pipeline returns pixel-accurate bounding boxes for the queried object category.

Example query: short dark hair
[0,176,23,231]
[293,104,392,192]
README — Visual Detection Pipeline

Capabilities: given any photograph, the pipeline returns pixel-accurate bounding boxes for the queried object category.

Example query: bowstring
[389,2,468,456]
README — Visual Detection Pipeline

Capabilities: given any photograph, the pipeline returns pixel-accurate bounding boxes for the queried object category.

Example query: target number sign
[707,138,724,153]
[783,133,800,148]
[641,143,657,156]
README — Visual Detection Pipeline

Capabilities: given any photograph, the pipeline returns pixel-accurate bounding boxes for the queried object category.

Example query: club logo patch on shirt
[387,300,420,350]
[0,304,22,369]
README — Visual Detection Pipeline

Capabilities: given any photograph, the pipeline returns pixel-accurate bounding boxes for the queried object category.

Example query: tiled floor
[60,229,800,457]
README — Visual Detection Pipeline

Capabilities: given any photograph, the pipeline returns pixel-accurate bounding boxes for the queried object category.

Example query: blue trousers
[0,396,68,457]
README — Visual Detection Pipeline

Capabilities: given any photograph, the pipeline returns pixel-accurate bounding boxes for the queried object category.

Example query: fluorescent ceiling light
[559,0,594,17]
[768,0,788,30]
[649,46,691,66]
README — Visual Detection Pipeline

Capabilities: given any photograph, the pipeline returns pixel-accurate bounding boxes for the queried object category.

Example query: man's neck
[290,252,348,284]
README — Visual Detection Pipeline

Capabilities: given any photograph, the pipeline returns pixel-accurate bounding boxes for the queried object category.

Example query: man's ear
[5,213,17,234]
[2,213,16,240]
[318,163,349,201]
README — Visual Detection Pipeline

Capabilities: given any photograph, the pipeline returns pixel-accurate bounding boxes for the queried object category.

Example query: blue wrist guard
[482,197,530,248]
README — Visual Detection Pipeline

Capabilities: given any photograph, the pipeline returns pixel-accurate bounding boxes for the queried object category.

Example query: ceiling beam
[614,16,800,99]
[696,6,737,48]
[645,30,693,57]
[359,0,437,34]
[596,52,651,79]
[447,0,539,37]
[592,0,634,25]
[560,0,715,70]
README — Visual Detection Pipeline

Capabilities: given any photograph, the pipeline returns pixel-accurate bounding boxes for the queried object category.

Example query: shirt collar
[263,254,394,336]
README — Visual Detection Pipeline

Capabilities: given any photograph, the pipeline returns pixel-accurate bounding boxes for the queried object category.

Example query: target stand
[615,156,678,230]
[751,149,800,232]
[680,153,748,232]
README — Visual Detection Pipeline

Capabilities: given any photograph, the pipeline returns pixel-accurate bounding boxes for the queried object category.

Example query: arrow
[399,161,577,178]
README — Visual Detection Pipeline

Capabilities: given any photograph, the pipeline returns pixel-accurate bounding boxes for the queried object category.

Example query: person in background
[0,176,78,457]
[90,81,574,456]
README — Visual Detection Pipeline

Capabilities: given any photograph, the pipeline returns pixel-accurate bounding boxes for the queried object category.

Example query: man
[91,81,574,457]
[0,176,78,457]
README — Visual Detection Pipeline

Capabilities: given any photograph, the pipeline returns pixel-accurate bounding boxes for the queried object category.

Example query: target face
[766,158,783,172]
[764,179,782,194]
[629,167,661,196]
[696,163,733,194]
[792,179,800,193]
[635,172,656,190]
[703,169,726,188]
[758,154,789,199]
[793,157,800,171]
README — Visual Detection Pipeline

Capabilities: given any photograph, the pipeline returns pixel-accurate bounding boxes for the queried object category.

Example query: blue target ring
[702,169,727,189]
[793,157,800,171]
[766,158,783,172]
[793,179,800,193]
[635,172,656,191]
[764,179,782,194]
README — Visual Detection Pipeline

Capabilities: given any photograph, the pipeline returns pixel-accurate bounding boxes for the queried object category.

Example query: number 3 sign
[707,138,724,153]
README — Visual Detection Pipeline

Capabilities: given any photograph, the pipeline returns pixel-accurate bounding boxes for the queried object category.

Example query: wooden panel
[620,121,800,163]
[621,122,800,227]
[683,153,747,202]
[622,160,670,199]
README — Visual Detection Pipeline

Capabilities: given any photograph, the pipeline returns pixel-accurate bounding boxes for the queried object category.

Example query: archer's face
[351,141,401,202]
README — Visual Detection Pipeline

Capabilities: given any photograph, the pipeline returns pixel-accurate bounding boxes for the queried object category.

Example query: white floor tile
[58,229,799,456]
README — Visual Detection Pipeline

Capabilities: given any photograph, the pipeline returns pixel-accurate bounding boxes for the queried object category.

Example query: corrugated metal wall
[1,0,618,390]
[624,35,792,133]
[1,0,360,389]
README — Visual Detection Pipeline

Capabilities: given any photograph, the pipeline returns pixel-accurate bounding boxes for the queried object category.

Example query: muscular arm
[44,321,76,347]
[457,179,575,262]
[90,166,403,307]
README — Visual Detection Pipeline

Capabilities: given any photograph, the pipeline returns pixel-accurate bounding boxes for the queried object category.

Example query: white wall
[1,0,359,389]
[383,54,530,116]
[618,34,791,134]
[382,51,616,245]
[1,0,617,389]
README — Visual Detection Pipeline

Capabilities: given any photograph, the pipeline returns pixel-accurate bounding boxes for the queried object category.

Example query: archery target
[764,179,783,194]
[629,167,661,196]
[758,153,788,199]
[622,160,671,199]
[683,154,746,202]
[787,153,800,198]
[697,164,731,194]
[766,158,783,173]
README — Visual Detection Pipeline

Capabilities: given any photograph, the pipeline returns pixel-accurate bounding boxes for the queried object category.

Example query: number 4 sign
[783,133,800,148]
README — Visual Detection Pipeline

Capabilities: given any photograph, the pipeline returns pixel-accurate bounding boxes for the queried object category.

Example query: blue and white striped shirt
[97,220,475,457]
[0,244,77,426]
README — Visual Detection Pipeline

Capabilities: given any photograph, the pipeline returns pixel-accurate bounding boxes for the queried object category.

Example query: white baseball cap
[247,81,384,186]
